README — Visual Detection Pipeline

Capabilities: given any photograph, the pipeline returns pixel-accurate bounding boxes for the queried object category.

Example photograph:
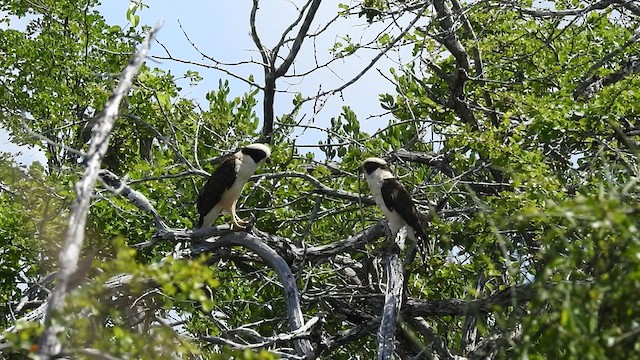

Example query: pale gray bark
[36,22,163,359]
[377,229,406,359]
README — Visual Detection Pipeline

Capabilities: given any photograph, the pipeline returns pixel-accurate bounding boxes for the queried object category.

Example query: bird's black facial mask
[362,161,387,175]
[242,147,269,163]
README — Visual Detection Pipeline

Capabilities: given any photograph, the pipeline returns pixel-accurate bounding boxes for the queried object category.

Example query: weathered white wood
[377,228,406,360]
[37,23,163,359]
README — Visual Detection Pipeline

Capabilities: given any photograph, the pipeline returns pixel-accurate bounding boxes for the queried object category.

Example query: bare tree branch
[432,0,477,129]
[405,317,457,360]
[502,0,628,18]
[200,315,322,352]
[303,2,429,103]
[255,0,322,142]
[250,0,269,68]
[450,0,498,126]
[574,56,640,101]
[188,231,313,355]
[99,170,169,232]
[37,22,163,359]
[274,0,323,78]
[377,230,406,359]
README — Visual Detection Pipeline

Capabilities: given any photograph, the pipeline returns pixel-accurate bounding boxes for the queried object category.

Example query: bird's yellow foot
[232,217,251,229]
[231,221,247,230]
[232,214,249,224]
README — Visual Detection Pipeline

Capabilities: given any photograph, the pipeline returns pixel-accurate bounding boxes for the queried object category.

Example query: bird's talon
[232,222,247,230]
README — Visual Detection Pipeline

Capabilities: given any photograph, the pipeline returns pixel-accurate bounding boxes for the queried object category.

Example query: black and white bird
[361,157,429,249]
[197,143,271,229]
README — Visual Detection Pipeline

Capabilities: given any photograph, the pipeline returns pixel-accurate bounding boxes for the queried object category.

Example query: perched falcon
[361,157,429,247]
[197,143,271,229]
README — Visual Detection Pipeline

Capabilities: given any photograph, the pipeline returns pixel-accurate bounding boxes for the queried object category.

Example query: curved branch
[432,0,477,128]
[200,315,322,351]
[254,221,386,261]
[250,0,269,67]
[188,232,313,356]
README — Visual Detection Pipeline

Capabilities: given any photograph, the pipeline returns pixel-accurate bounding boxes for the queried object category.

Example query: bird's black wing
[381,178,427,240]
[197,155,238,225]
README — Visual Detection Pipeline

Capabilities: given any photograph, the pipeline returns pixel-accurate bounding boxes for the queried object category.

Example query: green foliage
[0,155,66,326]
[372,0,640,357]
[49,240,220,359]
[0,0,141,169]
[329,35,360,59]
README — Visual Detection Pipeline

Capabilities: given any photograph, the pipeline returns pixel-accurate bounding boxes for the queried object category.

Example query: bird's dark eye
[362,161,382,174]
[242,148,268,163]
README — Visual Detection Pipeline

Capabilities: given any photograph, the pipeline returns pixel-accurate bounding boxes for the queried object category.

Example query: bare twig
[20,119,87,158]
[252,171,375,205]
[302,2,429,103]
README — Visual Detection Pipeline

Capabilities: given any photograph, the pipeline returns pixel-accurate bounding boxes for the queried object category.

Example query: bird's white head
[242,143,271,166]
[361,157,394,183]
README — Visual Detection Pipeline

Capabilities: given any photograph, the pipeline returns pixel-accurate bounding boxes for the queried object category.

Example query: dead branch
[99,170,169,231]
[405,317,456,360]
[189,231,314,355]
[199,315,322,352]
[251,0,322,142]
[502,0,627,18]
[432,0,477,129]
[37,22,163,359]
[376,230,406,359]
[301,2,429,104]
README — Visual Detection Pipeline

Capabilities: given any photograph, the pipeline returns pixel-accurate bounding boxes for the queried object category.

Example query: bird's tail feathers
[415,211,435,260]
